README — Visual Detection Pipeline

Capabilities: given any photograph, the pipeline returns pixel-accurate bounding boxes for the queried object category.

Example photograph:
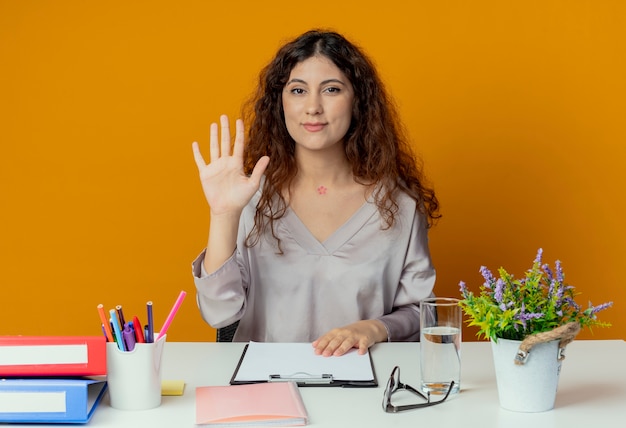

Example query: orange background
[1,1,623,342]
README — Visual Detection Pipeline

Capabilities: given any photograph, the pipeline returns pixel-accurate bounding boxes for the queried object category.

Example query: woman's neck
[293,147,354,189]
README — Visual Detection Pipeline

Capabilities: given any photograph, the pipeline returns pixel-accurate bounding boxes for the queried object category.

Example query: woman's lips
[303,123,326,132]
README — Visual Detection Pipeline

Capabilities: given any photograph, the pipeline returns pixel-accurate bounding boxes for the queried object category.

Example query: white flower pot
[491,338,562,412]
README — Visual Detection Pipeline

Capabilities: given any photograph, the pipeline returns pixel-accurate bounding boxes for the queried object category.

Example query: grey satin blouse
[192,188,436,342]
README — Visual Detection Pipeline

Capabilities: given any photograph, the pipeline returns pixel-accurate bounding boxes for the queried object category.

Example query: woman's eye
[290,88,305,95]
[324,87,341,94]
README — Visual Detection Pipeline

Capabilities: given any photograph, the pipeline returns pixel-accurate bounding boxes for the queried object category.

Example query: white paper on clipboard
[231,342,376,385]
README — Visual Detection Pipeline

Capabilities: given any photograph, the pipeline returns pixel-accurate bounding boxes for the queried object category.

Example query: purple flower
[534,248,543,264]
[555,282,565,303]
[521,312,544,321]
[517,310,544,329]
[589,301,613,314]
[459,281,468,296]
[564,297,580,310]
[479,266,495,289]
[555,260,564,282]
[542,264,554,281]
[494,279,504,303]
[548,274,565,306]
[516,302,544,329]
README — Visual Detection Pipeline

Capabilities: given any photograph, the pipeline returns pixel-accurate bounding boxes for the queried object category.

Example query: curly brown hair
[242,29,440,248]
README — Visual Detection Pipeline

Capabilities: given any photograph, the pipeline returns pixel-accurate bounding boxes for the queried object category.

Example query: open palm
[192,115,269,215]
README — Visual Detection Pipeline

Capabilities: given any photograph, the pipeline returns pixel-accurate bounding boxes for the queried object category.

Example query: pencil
[97,304,114,342]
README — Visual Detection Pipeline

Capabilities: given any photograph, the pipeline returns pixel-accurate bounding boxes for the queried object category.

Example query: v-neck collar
[280,198,378,255]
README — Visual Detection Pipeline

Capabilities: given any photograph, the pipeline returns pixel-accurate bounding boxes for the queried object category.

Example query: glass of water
[419,297,462,395]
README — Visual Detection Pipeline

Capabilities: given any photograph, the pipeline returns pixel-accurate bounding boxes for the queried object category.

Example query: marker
[146,301,154,343]
[109,309,126,351]
[122,323,136,351]
[132,316,146,343]
[156,291,187,340]
[116,305,126,327]
[97,304,114,342]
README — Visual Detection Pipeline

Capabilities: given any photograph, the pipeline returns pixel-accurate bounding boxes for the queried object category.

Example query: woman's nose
[305,94,322,115]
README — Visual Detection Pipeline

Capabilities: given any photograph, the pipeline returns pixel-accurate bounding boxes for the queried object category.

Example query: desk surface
[22,340,626,427]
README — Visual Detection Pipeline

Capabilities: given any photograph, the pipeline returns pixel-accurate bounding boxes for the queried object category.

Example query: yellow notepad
[161,380,185,396]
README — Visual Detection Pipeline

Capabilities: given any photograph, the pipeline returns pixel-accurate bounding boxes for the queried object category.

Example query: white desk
[33,340,626,427]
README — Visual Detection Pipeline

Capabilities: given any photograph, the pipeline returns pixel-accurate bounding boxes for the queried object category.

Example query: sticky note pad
[161,379,185,396]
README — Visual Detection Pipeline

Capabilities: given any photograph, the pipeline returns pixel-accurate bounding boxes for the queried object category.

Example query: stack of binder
[0,335,108,424]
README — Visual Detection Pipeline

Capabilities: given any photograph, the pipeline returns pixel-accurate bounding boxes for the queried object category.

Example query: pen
[133,315,146,343]
[97,304,114,342]
[116,305,126,327]
[123,322,136,351]
[156,290,187,340]
[109,309,126,351]
[110,322,117,342]
[146,301,154,343]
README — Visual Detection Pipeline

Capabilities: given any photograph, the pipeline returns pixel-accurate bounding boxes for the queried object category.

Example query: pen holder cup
[106,334,166,410]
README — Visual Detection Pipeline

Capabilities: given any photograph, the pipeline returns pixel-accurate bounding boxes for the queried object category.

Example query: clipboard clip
[269,372,333,384]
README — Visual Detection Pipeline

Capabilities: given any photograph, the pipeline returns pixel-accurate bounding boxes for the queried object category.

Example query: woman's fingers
[209,122,219,162]
[312,321,385,357]
[191,141,207,170]
[232,119,245,159]
[202,115,244,163]
[248,156,270,187]
[313,331,352,357]
[220,114,232,157]
[314,336,357,357]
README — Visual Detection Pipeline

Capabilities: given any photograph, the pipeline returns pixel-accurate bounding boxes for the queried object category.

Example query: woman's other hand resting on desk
[312,320,388,357]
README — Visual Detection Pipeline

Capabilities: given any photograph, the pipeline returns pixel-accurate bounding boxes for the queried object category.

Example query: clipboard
[229,342,377,387]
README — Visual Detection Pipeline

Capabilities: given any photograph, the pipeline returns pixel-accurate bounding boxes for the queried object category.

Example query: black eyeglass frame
[382,366,455,413]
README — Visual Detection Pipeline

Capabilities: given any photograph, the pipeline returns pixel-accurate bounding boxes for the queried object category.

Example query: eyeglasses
[382,366,454,413]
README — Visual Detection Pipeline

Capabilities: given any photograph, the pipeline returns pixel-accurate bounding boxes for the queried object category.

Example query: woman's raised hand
[192,115,269,215]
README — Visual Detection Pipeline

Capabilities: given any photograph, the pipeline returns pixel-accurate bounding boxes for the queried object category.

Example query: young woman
[192,30,440,356]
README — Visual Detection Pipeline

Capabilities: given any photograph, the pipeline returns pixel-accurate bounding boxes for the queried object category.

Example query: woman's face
[282,55,354,154]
